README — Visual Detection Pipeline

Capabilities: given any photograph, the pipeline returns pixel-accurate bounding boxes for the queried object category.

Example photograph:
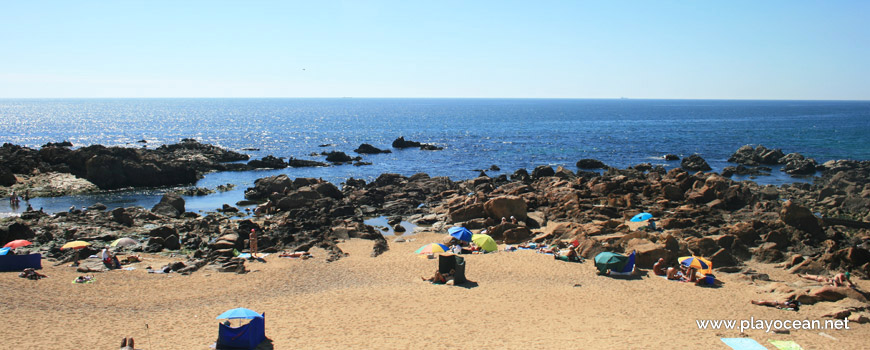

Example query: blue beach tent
[216,308,266,349]
[0,253,42,272]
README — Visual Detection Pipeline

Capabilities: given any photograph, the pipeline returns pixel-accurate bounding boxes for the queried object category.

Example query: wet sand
[2,232,865,349]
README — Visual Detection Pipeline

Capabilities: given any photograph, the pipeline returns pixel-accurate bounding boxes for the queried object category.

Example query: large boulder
[531,165,555,179]
[0,165,16,186]
[324,151,354,163]
[151,192,185,217]
[111,208,134,227]
[483,196,527,221]
[625,239,671,268]
[728,145,785,165]
[245,174,294,200]
[0,222,35,243]
[449,204,486,223]
[681,154,712,171]
[781,153,817,175]
[779,200,823,238]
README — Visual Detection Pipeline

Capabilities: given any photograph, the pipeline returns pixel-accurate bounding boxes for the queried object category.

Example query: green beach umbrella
[471,233,497,252]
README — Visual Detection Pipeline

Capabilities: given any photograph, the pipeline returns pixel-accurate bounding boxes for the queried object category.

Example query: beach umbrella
[415,243,449,255]
[447,227,472,242]
[630,212,653,222]
[679,256,713,274]
[216,308,263,320]
[111,237,138,248]
[593,251,629,274]
[61,241,91,250]
[3,239,32,249]
[471,233,497,252]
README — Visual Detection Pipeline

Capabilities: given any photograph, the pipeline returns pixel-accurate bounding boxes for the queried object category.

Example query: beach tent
[438,254,467,284]
[216,308,266,350]
[0,253,42,272]
[593,252,629,275]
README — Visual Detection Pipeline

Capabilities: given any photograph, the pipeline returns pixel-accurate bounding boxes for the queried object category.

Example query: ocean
[2,98,869,215]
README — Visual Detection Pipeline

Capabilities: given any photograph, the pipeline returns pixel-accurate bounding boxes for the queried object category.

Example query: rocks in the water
[178,187,215,196]
[681,154,712,171]
[780,153,817,175]
[245,174,294,200]
[576,159,607,169]
[151,192,186,217]
[721,165,771,177]
[531,165,555,179]
[287,157,328,167]
[87,203,107,211]
[323,151,361,163]
[111,208,134,226]
[391,136,443,150]
[729,145,785,165]
[248,155,287,169]
[354,144,391,154]
[664,154,680,161]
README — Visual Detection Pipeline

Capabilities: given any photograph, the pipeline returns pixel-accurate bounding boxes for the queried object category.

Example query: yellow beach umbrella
[61,241,91,250]
[471,233,497,252]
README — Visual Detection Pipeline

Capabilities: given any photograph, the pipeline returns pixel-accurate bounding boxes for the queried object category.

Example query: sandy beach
[2,231,866,350]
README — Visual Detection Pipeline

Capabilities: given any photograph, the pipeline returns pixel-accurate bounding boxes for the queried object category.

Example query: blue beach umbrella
[448,227,473,242]
[216,308,264,320]
[630,212,653,222]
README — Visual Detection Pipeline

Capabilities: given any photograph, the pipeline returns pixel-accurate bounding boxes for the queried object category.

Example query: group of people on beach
[652,258,715,286]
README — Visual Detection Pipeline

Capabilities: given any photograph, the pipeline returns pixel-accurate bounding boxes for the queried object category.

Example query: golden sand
[2,232,865,349]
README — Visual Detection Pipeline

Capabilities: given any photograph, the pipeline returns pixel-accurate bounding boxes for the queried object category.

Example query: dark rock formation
[664,154,680,161]
[729,145,786,165]
[152,192,185,218]
[248,155,287,169]
[576,159,607,169]
[354,144,391,154]
[287,157,328,167]
[681,154,712,171]
[391,137,443,150]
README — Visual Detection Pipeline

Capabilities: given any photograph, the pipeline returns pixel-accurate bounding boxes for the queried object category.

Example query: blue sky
[1,1,868,99]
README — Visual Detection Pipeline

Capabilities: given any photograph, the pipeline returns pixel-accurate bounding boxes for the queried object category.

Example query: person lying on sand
[120,337,135,350]
[554,247,581,262]
[751,299,800,311]
[653,258,667,276]
[422,269,455,284]
[19,268,47,280]
[279,251,311,259]
[798,272,855,288]
[667,267,680,280]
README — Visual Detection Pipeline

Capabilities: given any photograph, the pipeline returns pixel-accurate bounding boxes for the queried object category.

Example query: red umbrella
[3,239,32,249]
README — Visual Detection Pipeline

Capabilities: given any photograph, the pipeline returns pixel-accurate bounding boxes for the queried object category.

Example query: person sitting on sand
[510,216,518,225]
[101,248,121,269]
[751,299,800,311]
[653,258,667,276]
[684,267,698,283]
[798,272,856,288]
[666,267,681,280]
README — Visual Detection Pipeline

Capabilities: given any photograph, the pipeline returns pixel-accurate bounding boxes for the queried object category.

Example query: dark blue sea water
[2,98,869,215]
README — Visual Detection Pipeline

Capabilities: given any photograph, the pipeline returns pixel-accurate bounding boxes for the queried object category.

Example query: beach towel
[73,276,94,284]
[768,340,803,350]
[721,338,768,350]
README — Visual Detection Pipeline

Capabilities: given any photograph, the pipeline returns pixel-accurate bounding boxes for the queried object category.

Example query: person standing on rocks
[250,228,258,258]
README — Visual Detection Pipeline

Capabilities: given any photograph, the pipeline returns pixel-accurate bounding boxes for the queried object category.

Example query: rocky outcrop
[576,159,607,169]
[354,144,391,154]
[391,137,443,150]
[151,192,185,218]
[728,145,785,165]
[248,155,287,169]
[681,154,712,171]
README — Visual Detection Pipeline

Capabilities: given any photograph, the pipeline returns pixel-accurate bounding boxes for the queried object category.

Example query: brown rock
[780,200,824,238]
[811,286,868,303]
[483,196,527,221]
[449,203,486,223]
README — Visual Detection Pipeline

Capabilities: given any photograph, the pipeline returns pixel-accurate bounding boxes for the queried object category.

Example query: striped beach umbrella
[415,243,449,255]
[679,256,713,274]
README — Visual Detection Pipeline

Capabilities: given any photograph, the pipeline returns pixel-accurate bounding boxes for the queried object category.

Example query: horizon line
[1,96,868,102]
